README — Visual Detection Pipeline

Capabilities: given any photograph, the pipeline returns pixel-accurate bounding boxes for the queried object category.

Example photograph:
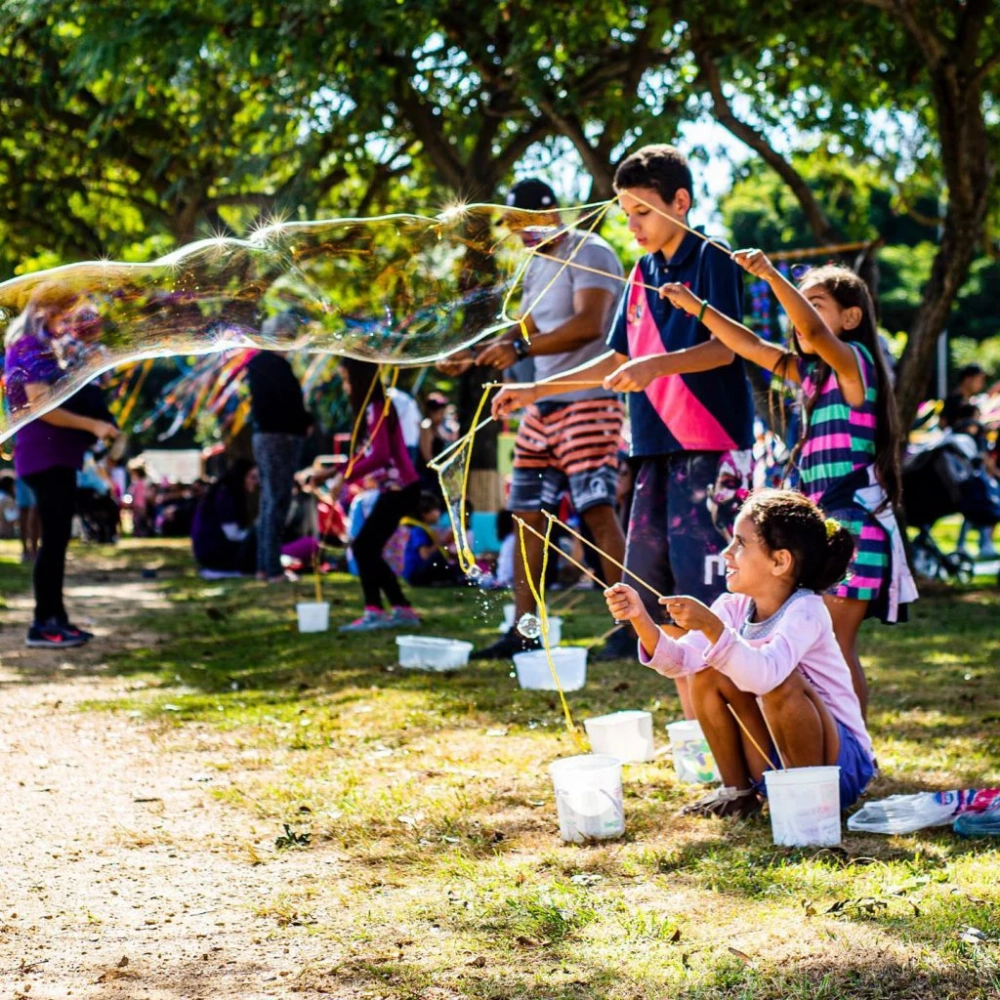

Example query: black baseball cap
[504,178,559,211]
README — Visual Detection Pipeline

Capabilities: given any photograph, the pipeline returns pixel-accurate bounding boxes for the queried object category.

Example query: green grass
[3,537,999,999]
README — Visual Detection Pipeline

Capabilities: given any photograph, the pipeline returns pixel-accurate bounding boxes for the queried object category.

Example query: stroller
[902,432,1000,583]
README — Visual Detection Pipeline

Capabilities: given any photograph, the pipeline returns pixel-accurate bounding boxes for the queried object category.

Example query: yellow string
[514,516,609,590]
[542,510,665,601]
[345,364,400,479]
[500,200,614,338]
[517,519,586,751]
[455,383,493,574]
[344,363,381,477]
[115,358,154,429]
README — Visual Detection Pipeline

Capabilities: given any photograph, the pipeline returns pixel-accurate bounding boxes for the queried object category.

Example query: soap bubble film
[517,613,543,639]
[0,203,612,441]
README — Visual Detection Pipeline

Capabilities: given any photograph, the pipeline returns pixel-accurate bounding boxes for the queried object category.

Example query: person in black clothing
[246,350,312,581]
[941,363,986,429]
[416,392,453,499]
[191,460,259,575]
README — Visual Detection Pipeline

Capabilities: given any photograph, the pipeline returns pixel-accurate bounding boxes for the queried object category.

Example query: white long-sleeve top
[639,590,873,761]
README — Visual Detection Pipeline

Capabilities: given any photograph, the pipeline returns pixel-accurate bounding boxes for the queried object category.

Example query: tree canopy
[1,0,997,431]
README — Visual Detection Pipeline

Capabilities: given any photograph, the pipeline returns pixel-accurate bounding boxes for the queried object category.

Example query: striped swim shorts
[508,397,625,513]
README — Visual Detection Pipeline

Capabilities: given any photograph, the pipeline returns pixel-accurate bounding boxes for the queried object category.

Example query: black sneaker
[590,624,636,661]
[26,620,86,649]
[469,627,542,661]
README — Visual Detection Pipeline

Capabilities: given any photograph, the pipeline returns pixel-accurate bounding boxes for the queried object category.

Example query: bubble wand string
[456,385,494,574]
[344,362,382,478]
[512,516,609,590]
[726,703,781,772]
[541,510,666,601]
[517,518,586,752]
[500,200,614,332]
[755,700,789,771]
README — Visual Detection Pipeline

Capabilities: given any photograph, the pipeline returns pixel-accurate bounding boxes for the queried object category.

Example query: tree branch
[692,40,840,245]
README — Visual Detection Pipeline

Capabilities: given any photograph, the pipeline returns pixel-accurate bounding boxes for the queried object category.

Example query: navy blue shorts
[624,451,755,621]
[753,720,875,809]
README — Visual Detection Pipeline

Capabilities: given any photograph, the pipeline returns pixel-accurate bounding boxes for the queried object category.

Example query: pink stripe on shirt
[802,432,852,456]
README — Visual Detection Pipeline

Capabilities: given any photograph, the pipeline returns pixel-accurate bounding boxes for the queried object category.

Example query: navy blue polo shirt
[606,229,754,457]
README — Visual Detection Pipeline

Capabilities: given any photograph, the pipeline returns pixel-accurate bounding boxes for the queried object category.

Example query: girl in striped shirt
[661,255,914,717]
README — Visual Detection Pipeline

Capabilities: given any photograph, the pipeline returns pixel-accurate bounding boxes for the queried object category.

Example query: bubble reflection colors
[516,613,542,640]
[0,203,611,442]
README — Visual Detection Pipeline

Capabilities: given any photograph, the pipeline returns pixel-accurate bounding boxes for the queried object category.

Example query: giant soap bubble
[0,203,613,441]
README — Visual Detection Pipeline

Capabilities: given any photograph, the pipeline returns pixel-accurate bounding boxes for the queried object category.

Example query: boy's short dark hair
[957,363,985,382]
[613,144,693,207]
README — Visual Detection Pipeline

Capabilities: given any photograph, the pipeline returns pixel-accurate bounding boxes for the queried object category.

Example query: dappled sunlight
[3,543,999,997]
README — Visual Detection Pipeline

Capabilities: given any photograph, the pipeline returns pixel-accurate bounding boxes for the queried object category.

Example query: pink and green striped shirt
[798,343,888,601]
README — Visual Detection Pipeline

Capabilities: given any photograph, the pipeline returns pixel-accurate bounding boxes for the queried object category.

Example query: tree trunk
[892,60,995,431]
[895,204,988,431]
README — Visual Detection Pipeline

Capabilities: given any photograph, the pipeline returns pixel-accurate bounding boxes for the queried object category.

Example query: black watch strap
[512,337,530,360]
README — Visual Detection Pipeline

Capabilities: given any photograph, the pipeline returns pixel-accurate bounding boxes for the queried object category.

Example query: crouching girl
[605,489,875,818]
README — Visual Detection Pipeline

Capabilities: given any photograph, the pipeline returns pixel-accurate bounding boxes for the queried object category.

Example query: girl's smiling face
[722,511,793,597]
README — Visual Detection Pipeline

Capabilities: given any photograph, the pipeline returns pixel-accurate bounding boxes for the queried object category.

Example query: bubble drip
[516,613,542,640]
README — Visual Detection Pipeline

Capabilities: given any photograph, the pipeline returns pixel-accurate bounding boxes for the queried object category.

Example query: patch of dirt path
[0,568,352,1000]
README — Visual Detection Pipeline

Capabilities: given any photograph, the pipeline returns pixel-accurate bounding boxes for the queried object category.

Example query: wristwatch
[512,337,530,360]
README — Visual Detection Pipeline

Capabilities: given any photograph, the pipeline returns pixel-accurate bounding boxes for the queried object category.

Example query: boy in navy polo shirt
[493,145,754,711]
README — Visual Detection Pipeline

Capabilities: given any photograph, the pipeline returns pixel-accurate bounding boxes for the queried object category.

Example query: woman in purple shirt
[4,286,118,648]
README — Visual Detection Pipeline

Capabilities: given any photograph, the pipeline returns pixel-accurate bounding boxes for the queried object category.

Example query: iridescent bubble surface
[0,203,613,441]
[516,613,542,640]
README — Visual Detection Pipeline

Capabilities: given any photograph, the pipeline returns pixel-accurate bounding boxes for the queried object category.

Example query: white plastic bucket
[584,710,655,763]
[296,601,330,633]
[549,754,625,842]
[512,647,587,691]
[764,766,842,847]
[395,635,473,671]
[665,719,721,784]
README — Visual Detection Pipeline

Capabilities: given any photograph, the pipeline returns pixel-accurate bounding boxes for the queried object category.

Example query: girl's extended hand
[658,282,701,315]
[604,583,645,621]
[661,596,724,641]
[731,248,778,282]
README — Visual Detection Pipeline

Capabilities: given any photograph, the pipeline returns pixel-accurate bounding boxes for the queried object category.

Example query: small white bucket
[665,719,721,784]
[549,754,625,842]
[396,635,473,671]
[584,710,655,763]
[513,647,587,691]
[764,766,842,847]
[296,601,330,633]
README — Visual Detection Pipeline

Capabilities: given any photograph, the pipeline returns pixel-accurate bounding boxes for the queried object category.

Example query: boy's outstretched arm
[603,338,736,393]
